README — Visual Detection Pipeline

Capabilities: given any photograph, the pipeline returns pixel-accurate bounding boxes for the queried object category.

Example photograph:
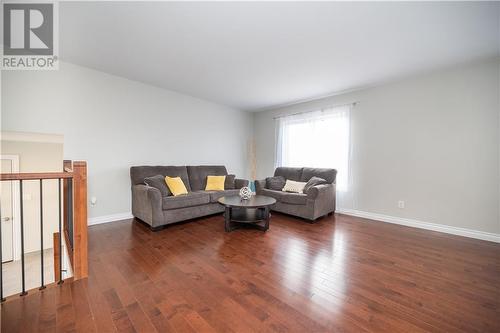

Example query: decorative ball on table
[239,186,252,200]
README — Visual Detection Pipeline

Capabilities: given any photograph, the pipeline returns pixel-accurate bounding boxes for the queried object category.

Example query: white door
[1,156,19,263]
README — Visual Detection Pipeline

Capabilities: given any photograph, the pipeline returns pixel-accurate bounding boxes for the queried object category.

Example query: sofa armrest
[306,183,336,218]
[306,183,334,200]
[255,179,266,193]
[235,178,249,189]
[131,184,163,227]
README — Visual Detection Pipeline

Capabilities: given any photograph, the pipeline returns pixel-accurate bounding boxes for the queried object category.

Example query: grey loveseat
[255,167,337,221]
[131,165,248,230]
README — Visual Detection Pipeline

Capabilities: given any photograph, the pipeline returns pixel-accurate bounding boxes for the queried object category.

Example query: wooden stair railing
[53,232,61,282]
[0,160,88,301]
[63,160,88,280]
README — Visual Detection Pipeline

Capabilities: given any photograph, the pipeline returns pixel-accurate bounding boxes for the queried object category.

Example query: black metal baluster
[39,179,46,290]
[19,180,27,296]
[58,178,63,284]
[0,199,5,302]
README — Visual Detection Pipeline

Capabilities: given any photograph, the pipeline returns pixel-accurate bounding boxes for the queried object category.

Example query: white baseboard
[88,212,133,226]
[336,208,500,243]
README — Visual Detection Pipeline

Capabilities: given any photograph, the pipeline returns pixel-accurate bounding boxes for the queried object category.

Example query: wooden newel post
[72,161,88,279]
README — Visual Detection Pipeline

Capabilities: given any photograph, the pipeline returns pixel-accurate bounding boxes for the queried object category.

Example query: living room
[1,1,499,332]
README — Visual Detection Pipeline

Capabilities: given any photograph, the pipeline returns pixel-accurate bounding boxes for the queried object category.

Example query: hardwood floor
[2,213,500,332]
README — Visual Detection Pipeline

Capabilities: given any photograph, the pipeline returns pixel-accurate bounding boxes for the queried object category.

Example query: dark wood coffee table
[218,195,277,232]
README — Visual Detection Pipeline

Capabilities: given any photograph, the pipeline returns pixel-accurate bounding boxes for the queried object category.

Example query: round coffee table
[218,195,276,232]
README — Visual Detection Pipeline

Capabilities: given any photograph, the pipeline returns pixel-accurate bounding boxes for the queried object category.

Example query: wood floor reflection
[2,213,499,332]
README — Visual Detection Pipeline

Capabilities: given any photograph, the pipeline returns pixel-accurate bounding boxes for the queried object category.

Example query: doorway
[1,155,20,263]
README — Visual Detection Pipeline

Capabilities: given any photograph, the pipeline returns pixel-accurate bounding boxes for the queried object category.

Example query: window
[275,104,351,191]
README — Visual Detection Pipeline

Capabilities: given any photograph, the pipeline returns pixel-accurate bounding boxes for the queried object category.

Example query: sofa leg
[150,225,164,232]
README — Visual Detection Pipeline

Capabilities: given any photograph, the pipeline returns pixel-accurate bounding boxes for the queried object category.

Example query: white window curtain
[275,104,352,191]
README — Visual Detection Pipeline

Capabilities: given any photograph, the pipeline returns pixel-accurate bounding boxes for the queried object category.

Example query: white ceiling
[60,2,500,111]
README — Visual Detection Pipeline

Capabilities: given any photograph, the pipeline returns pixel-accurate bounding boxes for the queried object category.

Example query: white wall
[1,62,253,220]
[1,138,63,253]
[2,59,498,236]
[254,59,500,234]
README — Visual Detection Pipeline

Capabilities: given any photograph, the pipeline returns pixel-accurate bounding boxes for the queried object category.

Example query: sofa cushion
[144,175,171,197]
[205,175,226,191]
[131,166,191,191]
[300,167,337,184]
[207,189,240,203]
[165,176,189,196]
[303,176,328,193]
[187,166,228,191]
[235,178,249,189]
[282,180,307,193]
[274,167,303,181]
[260,188,307,205]
[282,192,308,205]
[162,191,210,210]
[266,176,286,191]
[225,174,236,189]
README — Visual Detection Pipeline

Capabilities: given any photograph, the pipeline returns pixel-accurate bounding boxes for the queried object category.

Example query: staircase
[0,160,88,301]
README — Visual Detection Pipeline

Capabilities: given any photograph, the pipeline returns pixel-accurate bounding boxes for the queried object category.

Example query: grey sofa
[131,165,248,230]
[255,167,337,221]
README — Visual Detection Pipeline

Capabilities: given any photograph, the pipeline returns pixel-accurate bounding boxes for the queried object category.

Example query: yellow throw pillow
[165,176,188,196]
[205,175,226,191]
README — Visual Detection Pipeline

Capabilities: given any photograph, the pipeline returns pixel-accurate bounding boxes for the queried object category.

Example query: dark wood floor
[2,212,500,332]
